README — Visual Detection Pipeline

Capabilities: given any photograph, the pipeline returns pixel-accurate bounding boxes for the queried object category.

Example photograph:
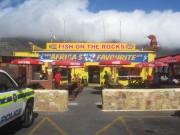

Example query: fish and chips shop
[29,42,156,86]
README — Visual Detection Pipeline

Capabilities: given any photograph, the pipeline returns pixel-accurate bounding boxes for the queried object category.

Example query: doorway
[88,66,100,83]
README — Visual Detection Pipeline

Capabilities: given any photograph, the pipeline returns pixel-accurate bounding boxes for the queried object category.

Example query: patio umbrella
[52,58,84,67]
[59,65,85,68]
[11,57,44,65]
[99,58,131,82]
[135,62,155,68]
[155,56,172,65]
[11,57,44,84]
[165,55,180,64]
[135,62,156,80]
[99,58,131,66]
[52,58,84,83]
[135,61,168,68]
[135,61,168,80]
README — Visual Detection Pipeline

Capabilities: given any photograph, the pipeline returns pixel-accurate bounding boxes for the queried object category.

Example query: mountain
[0,38,179,57]
[0,38,46,56]
[156,48,180,58]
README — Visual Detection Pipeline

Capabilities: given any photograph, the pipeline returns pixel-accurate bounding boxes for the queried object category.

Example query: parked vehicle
[0,70,35,128]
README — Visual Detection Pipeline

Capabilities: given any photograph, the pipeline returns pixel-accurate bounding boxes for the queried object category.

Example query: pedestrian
[54,71,62,89]
[103,71,109,87]
[173,78,179,84]
[67,69,71,83]
[160,74,168,82]
[153,73,160,87]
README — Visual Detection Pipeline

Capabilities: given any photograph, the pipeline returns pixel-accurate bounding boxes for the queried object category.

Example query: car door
[0,72,20,127]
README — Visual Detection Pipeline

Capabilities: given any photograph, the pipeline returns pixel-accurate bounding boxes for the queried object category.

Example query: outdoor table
[27,82,41,89]
[58,82,78,95]
[58,83,72,89]
[108,82,123,88]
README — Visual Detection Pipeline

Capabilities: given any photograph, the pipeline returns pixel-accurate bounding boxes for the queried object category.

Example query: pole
[120,20,121,42]
[82,21,84,42]
[67,66,68,84]
[103,20,105,42]
[114,65,116,83]
[50,29,52,43]
[64,20,66,43]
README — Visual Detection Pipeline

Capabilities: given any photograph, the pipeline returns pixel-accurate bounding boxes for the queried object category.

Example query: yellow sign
[46,43,136,52]
[13,52,39,57]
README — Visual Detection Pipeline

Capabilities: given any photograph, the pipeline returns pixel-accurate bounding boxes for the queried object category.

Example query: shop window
[164,67,169,74]
[154,67,170,77]
[119,68,128,76]
[118,67,140,80]
[158,67,163,74]
[169,66,173,77]
[61,68,67,77]
[173,64,180,77]
[118,67,140,76]
[60,68,71,81]
[128,68,141,76]
[18,66,26,83]
[154,67,159,74]
[32,65,47,80]
[53,67,65,79]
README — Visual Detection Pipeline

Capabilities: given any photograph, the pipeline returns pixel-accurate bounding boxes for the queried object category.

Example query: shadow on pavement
[91,91,102,95]
[93,86,103,90]
[96,104,103,109]
[173,110,180,117]
[0,112,39,135]
[91,86,103,95]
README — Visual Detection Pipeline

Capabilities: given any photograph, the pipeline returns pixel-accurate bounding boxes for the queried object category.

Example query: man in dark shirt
[103,71,109,87]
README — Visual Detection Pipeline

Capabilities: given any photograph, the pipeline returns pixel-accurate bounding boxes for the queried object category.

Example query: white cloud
[0,0,180,49]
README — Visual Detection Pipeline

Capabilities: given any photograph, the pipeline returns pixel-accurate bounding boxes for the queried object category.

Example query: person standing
[160,74,168,82]
[153,73,160,87]
[54,71,62,89]
[67,69,71,83]
[103,71,109,87]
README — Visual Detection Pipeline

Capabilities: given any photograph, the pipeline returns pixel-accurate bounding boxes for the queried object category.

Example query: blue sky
[0,0,180,49]
[89,0,180,12]
[3,0,180,12]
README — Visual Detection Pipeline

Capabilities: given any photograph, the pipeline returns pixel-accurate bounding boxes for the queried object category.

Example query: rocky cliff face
[0,38,179,57]
[0,38,46,56]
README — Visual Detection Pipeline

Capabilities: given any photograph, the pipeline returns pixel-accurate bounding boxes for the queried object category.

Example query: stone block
[102,88,180,111]
[34,90,68,112]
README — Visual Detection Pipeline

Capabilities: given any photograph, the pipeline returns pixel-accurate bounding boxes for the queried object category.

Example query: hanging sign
[46,43,136,51]
[39,52,148,62]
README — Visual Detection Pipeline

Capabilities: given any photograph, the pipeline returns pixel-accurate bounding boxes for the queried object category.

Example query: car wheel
[21,102,34,128]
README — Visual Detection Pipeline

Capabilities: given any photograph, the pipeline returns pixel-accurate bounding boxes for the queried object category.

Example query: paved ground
[1,86,180,135]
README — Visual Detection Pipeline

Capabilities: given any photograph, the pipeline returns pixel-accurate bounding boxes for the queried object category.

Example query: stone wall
[102,88,180,111]
[34,90,68,112]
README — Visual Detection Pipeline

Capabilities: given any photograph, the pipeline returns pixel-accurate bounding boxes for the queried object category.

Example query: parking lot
[1,87,180,135]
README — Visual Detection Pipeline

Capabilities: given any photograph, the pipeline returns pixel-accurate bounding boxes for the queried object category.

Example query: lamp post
[119,20,121,42]
[64,20,66,43]
[119,16,124,42]
[82,21,84,42]
[103,20,105,42]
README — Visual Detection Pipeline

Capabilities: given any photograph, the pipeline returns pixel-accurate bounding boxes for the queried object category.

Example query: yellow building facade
[14,42,156,86]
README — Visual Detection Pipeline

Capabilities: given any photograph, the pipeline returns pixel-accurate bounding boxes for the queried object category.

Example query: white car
[0,70,35,128]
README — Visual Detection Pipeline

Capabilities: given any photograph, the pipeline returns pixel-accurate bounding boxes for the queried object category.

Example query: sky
[0,0,180,49]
